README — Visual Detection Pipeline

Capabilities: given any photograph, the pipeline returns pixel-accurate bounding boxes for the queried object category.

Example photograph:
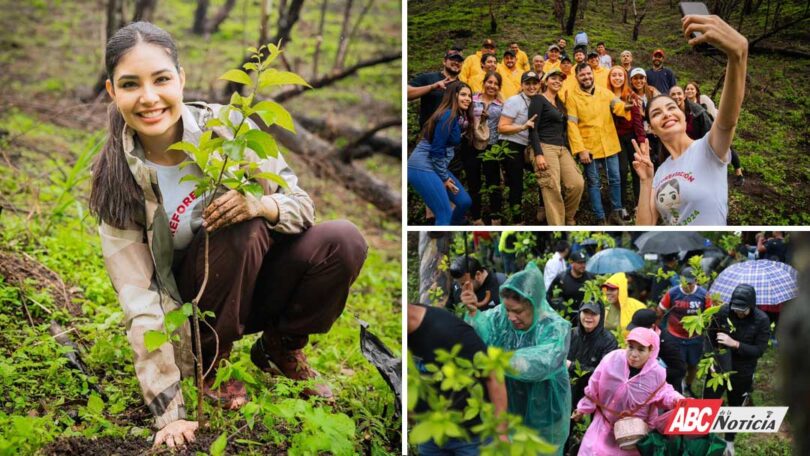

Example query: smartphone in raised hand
[679,2,720,55]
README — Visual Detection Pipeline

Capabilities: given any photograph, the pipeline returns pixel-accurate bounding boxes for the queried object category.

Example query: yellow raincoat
[460,51,486,87]
[603,272,646,338]
[497,63,522,99]
[565,85,627,158]
[516,49,530,72]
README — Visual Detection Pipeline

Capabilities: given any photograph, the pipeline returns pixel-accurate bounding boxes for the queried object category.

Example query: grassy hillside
[0,0,401,454]
[407,0,810,225]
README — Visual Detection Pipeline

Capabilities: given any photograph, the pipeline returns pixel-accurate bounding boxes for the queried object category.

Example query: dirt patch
[0,250,80,318]
[40,428,287,456]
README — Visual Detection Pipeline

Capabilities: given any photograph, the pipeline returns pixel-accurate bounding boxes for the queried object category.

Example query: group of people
[410,234,782,455]
[408,14,749,226]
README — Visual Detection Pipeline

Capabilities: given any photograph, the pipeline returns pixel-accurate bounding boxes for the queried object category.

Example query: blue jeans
[418,436,484,456]
[408,167,471,225]
[583,154,622,220]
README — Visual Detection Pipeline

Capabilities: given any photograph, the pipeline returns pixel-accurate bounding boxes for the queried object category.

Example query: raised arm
[682,14,748,159]
[632,139,658,225]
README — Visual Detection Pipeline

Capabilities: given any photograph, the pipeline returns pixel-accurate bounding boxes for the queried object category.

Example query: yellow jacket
[565,85,626,158]
[603,272,647,338]
[460,51,485,87]
[497,63,522,99]
[516,49,530,72]
[559,68,578,103]
[592,65,609,90]
[543,59,561,73]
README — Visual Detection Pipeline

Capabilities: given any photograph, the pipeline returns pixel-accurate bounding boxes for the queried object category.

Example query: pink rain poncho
[576,328,684,455]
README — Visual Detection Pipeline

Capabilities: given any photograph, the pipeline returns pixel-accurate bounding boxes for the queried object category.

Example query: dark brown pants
[174,219,368,365]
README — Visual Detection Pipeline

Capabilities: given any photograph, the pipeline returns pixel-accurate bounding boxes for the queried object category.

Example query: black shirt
[449,269,501,311]
[528,94,568,153]
[546,269,595,317]
[409,305,489,429]
[409,71,448,128]
[763,238,787,262]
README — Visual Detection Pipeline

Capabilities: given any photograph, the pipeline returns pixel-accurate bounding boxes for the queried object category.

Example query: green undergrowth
[0,107,400,455]
[407,0,810,225]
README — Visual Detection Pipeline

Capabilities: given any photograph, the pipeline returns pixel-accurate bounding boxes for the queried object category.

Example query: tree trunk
[622,0,629,23]
[553,0,566,34]
[132,0,158,22]
[565,0,579,35]
[334,0,354,70]
[489,0,497,33]
[192,0,210,34]
[312,0,328,77]
[579,0,588,20]
[338,118,400,162]
[205,0,238,35]
[266,119,401,217]
[632,0,648,41]
[297,115,401,157]
[418,232,451,306]
[779,232,810,456]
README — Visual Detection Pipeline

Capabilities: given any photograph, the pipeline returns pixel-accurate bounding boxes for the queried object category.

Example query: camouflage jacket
[99,102,315,429]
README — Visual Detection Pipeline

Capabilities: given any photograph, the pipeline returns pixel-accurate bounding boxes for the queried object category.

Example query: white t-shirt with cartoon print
[652,134,730,226]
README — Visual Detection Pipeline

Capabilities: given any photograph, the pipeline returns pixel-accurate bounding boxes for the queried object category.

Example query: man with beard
[703,284,770,456]
[546,251,594,322]
[508,41,530,71]
[572,46,586,65]
[620,50,633,73]
[645,48,677,95]
[498,49,522,99]
[407,49,464,128]
[565,63,629,225]
[461,38,496,88]
[587,50,609,89]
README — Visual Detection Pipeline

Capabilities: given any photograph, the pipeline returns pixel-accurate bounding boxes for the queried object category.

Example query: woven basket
[614,416,649,451]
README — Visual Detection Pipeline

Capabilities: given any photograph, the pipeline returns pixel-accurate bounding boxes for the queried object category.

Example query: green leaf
[409,421,434,445]
[230,91,243,106]
[86,393,104,415]
[205,118,224,128]
[259,70,311,89]
[209,432,228,456]
[219,69,253,86]
[144,330,169,352]
[243,182,264,198]
[244,129,279,159]
[252,172,289,190]
[222,138,246,161]
[168,141,198,154]
[181,302,194,317]
[164,308,188,334]
[253,100,295,132]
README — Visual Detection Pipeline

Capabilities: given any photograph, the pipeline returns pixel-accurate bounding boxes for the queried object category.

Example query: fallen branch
[297,115,401,156]
[339,118,400,162]
[265,119,400,217]
[273,52,401,102]
[749,46,810,59]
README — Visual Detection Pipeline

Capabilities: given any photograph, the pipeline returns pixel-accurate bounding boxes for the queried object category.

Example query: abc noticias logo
[664,399,788,435]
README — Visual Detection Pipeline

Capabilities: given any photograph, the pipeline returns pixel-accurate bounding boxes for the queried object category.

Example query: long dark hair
[421,82,473,142]
[89,22,181,229]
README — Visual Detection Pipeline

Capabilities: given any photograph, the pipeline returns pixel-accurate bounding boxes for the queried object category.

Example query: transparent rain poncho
[466,262,571,454]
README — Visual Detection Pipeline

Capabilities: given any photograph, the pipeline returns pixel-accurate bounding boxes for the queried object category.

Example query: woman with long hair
[466,71,504,225]
[90,22,367,448]
[608,66,646,214]
[685,81,744,184]
[408,82,474,225]
[629,68,660,164]
[633,14,748,225]
[571,328,685,454]
[527,68,584,225]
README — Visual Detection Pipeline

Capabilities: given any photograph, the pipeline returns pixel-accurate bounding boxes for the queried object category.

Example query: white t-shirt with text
[145,160,205,250]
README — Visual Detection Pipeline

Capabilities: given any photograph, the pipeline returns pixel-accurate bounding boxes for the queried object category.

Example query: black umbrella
[634,232,707,255]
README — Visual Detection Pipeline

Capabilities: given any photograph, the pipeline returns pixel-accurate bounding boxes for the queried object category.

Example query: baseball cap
[542,68,567,82]
[630,67,646,79]
[503,49,516,57]
[580,301,601,314]
[482,38,496,49]
[570,251,587,263]
[521,71,541,83]
[587,50,599,58]
[548,44,561,52]
[444,50,464,61]
[729,284,756,312]
[680,267,697,284]
[653,48,665,57]
[627,308,657,330]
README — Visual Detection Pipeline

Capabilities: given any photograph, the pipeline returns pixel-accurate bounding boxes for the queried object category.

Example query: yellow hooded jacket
[603,272,646,338]
[460,51,486,87]
[565,84,627,158]
[497,63,522,99]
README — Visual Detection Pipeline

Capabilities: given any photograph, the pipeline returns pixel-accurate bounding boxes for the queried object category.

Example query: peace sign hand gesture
[631,139,654,181]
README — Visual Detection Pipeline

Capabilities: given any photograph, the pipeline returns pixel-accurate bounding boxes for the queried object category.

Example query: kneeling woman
[90,22,367,448]
[408,82,473,225]
[633,14,748,225]
[572,328,684,455]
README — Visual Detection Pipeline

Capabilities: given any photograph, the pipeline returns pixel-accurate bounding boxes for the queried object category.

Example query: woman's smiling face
[648,96,686,137]
[609,68,625,90]
[483,75,500,96]
[106,42,185,143]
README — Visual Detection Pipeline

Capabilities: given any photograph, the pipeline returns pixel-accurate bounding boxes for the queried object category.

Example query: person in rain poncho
[463,262,571,455]
[602,272,647,337]
[572,327,685,455]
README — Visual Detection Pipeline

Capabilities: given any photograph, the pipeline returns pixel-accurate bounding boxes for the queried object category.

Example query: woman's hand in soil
[682,14,748,60]
[154,419,198,449]
[631,139,654,181]
[204,190,277,232]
